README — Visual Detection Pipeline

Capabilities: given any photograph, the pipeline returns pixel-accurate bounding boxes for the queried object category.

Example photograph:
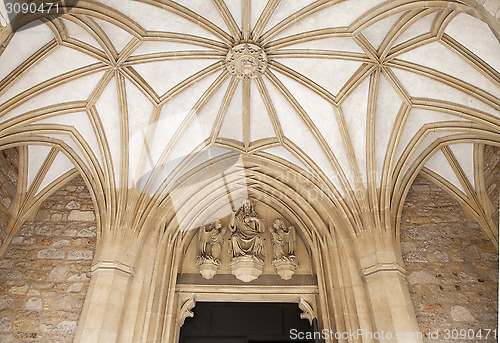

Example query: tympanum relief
[194,200,300,282]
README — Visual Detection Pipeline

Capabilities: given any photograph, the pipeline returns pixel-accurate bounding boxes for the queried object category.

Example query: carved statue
[270,219,296,261]
[270,218,298,280]
[197,220,225,264]
[229,199,265,261]
[196,220,225,279]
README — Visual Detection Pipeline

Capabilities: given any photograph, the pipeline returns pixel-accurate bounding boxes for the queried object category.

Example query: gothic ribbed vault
[0,0,499,250]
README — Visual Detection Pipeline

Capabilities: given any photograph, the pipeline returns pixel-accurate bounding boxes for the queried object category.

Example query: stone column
[74,247,136,343]
[361,261,423,342]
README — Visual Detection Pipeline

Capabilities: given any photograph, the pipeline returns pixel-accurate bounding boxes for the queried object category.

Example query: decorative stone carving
[270,219,298,280]
[196,220,225,279]
[298,295,317,325]
[229,200,265,282]
[225,43,267,79]
[177,295,196,327]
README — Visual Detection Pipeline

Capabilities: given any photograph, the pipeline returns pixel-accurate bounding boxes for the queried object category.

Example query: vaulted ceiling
[0,0,498,241]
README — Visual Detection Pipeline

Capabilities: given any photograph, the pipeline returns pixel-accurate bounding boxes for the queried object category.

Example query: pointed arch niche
[117,152,376,343]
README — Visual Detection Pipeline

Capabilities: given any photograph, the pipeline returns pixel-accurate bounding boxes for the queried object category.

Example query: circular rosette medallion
[225,43,267,79]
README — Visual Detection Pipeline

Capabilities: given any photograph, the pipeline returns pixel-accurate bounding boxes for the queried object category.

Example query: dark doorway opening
[179,302,315,343]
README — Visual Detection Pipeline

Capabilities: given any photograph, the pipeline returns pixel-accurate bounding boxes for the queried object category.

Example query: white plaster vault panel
[0,0,498,204]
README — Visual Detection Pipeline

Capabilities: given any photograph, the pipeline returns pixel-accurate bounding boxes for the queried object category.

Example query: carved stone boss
[195,200,298,282]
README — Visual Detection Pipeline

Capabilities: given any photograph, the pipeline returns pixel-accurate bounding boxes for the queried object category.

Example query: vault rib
[143,32,228,52]
[159,61,224,106]
[387,60,500,110]
[211,76,240,144]
[242,0,251,42]
[0,63,110,117]
[252,0,281,41]
[268,49,370,63]
[366,69,381,229]
[264,69,364,219]
[265,27,351,51]
[0,40,58,98]
[243,78,251,148]
[267,60,337,105]
[440,34,500,87]
[123,51,225,65]
[116,72,129,224]
[120,67,160,104]
[254,75,284,143]
[211,0,241,42]
[259,0,341,46]
[140,71,230,196]
[378,9,434,60]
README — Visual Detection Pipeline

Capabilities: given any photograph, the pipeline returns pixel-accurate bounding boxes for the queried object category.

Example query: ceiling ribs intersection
[0,0,497,248]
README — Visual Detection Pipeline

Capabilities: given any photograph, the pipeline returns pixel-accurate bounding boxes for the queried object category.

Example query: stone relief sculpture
[229,199,266,282]
[193,201,301,282]
[270,219,298,280]
[196,220,225,279]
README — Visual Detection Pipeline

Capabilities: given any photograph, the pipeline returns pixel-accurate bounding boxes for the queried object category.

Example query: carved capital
[91,260,135,277]
[361,262,406,278]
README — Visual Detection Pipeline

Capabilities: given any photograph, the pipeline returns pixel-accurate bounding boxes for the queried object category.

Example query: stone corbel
[177,294,196,327]
[298,295,317,325]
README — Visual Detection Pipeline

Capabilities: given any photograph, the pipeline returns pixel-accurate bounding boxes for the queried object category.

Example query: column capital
[91,260,135,277]
[361,262,406,278]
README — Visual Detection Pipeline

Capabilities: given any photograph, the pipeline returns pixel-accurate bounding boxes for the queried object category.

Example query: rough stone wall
[0,175,96,343]
[484,144,499,231]
[401,175,498,343]
[0,148,19,247]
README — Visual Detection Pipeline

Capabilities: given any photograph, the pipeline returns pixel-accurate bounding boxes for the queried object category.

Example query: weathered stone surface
[407,271,438,284]
[25,297,42,310]
[9,284,28,295]
[68,250,93,260]
[0,317,12,332]
[450,306,475,322]
[68,210,95,222]
[77,227,97,238]
[67,283,84,293]
[48,266,69,281]
[0,175,96,343]
[56,320,77,333]
[65,201,81,210]
[401,173,498,341]
[0,295,13,310]
[0,149,18,249]
[405,252,428,263]
[37,248,65,260]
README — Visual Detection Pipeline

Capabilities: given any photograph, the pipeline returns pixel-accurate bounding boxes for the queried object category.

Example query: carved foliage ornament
[225,43,267,79]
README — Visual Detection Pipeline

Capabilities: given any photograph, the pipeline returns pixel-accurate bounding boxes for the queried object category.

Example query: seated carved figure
[229,200,265,261]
